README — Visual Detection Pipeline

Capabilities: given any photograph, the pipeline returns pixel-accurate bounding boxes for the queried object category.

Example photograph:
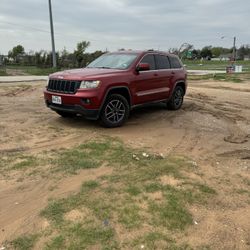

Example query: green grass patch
[183,60,250,72]
[0,153,39,172]
[188,73,244,83]
[24,67,59,76]
[45,235,65,250]
[9,234,38,250]
[148,197,193,230]
[117,203,142,229]
[10,139,216,248]
[0,68,8,76]
[125,185,142,196]
[5,65,60,76]
[131,231,173,248]
[12,155,38,170]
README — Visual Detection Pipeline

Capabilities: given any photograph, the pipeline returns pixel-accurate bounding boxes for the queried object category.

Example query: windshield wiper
[96,66,112,69]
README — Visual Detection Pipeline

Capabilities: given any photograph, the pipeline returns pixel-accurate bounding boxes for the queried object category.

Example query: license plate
[52,95,62,104]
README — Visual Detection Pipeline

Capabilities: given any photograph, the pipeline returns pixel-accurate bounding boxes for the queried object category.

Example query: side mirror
[136,63,150,72]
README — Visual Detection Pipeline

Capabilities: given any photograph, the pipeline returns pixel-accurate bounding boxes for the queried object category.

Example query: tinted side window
[141,54,156,70]
[169,56,182,69]
[155,55,170,69]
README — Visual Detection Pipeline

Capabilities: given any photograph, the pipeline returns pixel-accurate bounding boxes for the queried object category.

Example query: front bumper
[44,90,100,120]
[45,101,99,120]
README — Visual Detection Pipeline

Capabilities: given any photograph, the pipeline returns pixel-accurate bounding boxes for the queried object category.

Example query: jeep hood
[49,68,125,80]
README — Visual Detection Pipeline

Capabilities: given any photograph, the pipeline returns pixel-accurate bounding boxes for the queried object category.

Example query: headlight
[80,80,100,89]
[47,77,50,88]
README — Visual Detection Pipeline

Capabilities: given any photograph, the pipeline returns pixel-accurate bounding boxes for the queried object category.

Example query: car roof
[108,50,177,57]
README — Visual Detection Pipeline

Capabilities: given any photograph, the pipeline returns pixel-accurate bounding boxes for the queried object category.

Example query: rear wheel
[56,111,76,118]
[167,86,184,110]
[100,94,129,128]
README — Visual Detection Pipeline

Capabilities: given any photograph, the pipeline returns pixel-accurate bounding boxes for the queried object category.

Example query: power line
[0,20,51,34]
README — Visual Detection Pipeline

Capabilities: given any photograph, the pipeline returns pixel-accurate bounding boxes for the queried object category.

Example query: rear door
[154,54,173,99]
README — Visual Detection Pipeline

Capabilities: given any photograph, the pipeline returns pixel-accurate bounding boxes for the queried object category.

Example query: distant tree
[35,51,42,66]
[90,50,105,62]
[84,50,105,66]
[237,45,250,60]
[211,47,223,58]
[59,47,70,67]
[8,45,25,63]
[200,46,212,59]
[192,49,201,59]
[168,48,179,55]
[74,41,90,67]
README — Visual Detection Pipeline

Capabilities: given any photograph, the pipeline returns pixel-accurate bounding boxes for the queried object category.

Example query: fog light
[82,98,91,104]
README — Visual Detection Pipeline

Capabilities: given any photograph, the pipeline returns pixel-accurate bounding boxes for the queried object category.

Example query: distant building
[244,55,250,61]
[219,54,231,61]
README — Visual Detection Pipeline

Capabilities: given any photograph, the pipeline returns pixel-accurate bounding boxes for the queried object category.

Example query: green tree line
[4,41,105,68]
[2,42,250,68]
[176,45,250,60]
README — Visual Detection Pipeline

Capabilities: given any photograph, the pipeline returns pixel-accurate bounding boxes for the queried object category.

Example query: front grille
[47,79,81,94]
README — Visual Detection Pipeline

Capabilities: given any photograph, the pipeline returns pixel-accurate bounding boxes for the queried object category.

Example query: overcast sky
[0,0,249,54]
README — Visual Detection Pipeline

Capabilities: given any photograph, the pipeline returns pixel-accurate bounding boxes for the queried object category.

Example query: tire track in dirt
[186,92,250,145]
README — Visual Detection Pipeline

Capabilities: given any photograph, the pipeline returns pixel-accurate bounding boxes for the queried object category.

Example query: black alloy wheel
[100,94,129,127]
[167,86,184,110]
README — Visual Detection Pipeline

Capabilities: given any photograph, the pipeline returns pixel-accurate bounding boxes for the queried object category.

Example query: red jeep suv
[44,50,187,127]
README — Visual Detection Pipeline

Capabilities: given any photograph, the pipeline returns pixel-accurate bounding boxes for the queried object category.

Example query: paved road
[0,70,227,82]
[0,75,47,83]
[188,70,226,75]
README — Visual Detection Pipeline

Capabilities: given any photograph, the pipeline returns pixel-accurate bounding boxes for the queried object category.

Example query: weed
[117,203,142,229]
[10,234,38,250]
[148,196,193,230]
[12,156,38,170]
[45,235,64,250]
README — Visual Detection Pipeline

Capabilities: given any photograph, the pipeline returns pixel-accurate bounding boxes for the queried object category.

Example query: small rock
[0,246,5,250]
[194,221,198,225]
[191,161,197,167]
[142,152,149,158]
[154,153,164,159]
[141,245,145,249]
[103,219,109,227]
[15,202,19,205]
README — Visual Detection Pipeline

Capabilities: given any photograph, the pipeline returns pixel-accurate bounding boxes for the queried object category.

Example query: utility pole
[232,36,236,61]
[48,0,57,68]
[221,35,237,62]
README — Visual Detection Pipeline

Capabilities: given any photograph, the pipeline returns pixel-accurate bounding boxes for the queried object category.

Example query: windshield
[87,53,138,70]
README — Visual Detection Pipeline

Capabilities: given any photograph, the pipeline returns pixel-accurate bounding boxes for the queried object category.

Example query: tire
[167,86,184,110]
[100,94,130,128]
[56,111,76,118]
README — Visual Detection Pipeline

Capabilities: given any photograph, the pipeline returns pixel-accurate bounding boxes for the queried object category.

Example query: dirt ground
[0,79,250,249]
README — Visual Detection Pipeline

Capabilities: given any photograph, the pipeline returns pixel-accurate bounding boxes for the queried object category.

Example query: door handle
[154,73,158,76]
[171,71,175,75]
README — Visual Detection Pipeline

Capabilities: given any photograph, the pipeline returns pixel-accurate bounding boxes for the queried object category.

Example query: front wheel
[167,86,184,110]
[100,94,130,128]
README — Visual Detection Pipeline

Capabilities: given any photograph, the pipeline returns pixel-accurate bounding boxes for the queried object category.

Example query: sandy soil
[0,80,249,249]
